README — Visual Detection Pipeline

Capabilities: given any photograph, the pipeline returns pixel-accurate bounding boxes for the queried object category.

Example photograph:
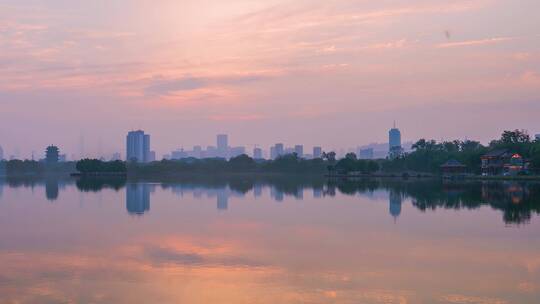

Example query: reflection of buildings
[167,184,246,211]
[294,188,304,200]
[313,187,323,198]
[254,184,262,198]
[389,190,402,220]
[126,183,151,215]
[481,182,527,205]
[45,179,59,201]
[217,188,228,210]
[270,187,284,202]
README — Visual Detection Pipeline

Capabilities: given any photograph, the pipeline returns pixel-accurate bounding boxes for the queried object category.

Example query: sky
[0,0,539,159]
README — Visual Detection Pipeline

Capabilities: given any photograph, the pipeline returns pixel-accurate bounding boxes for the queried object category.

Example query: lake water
[0,177,539,304]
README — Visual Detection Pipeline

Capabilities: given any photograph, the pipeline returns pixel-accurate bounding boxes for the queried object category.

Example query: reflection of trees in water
[2,176,72,202]
[344,179,540,225]
[158,177,540,224]
[159,176,326,209]
[3,175,538,224]
[75,178,126,192]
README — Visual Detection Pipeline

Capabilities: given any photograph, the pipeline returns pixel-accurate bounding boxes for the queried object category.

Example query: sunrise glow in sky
[1,0,539,158]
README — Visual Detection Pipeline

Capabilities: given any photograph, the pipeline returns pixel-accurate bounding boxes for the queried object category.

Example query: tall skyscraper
[0,145,3,160]
[388,123,403,159]
[126,130,151,162]
[313,146,322,159]
[217,134,228,158]
[253,147,263,159]
[294,145,304,158]
[275,143,284,158]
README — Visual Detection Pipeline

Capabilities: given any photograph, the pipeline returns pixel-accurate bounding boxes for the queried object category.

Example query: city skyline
[2,125,540,161]
[0,1,539,159]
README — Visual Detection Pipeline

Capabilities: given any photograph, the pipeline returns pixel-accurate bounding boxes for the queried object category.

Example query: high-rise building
[126,130,151,162]
[275,143,284,158]
[229,146,246,158]
[217,134,228,158]
[359,148,374,159]
[0,145,3,160]
[388,123,403,159]
[313,146,322,159]
[193,146,202,159]
[536,134,540,141]
[294,145,304,158]
[270,146,276,160]
[253,147,263,159]
[148,151,156,162]
[143,134,150,161]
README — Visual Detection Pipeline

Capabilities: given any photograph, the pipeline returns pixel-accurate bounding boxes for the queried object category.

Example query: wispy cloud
[436,37,515,48]
[143,74,272,97]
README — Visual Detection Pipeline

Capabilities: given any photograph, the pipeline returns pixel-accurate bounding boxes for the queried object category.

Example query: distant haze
[0,0,539,159]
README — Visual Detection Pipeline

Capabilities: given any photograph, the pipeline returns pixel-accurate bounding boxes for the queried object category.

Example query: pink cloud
[436,37,515,48]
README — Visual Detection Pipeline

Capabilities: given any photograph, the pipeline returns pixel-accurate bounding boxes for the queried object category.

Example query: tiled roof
[482,149,509,157]
[441,159,466,167]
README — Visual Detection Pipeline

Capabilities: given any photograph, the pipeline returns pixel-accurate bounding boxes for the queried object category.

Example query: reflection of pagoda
[389,190,402,220]
[45,179,59,201]
[126,183,150,215]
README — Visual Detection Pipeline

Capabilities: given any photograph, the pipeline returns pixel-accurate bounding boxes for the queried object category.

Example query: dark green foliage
[5,160,44,175]
[130,153,330,176]
[334,153,379,174]
[3,159,75,176]
[228,154,256,170]
[76,159,127,173]
[381,130,540,174]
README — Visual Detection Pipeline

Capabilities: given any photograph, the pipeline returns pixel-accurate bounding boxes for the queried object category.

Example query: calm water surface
[0,177,539,304]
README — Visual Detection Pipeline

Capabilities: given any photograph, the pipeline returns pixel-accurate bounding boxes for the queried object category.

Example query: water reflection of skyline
[126,183,152,215]
[0,178,539,224]
[0,178,538,304]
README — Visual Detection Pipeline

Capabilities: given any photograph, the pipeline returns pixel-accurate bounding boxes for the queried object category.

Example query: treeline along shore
[1,130,540,179]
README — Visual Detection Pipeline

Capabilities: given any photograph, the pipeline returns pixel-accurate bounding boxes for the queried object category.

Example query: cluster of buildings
[159,134,324,161]
[165,134,247,160]
[130,125,402,163]
[126,130,156,163]
[269,143,322,160]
